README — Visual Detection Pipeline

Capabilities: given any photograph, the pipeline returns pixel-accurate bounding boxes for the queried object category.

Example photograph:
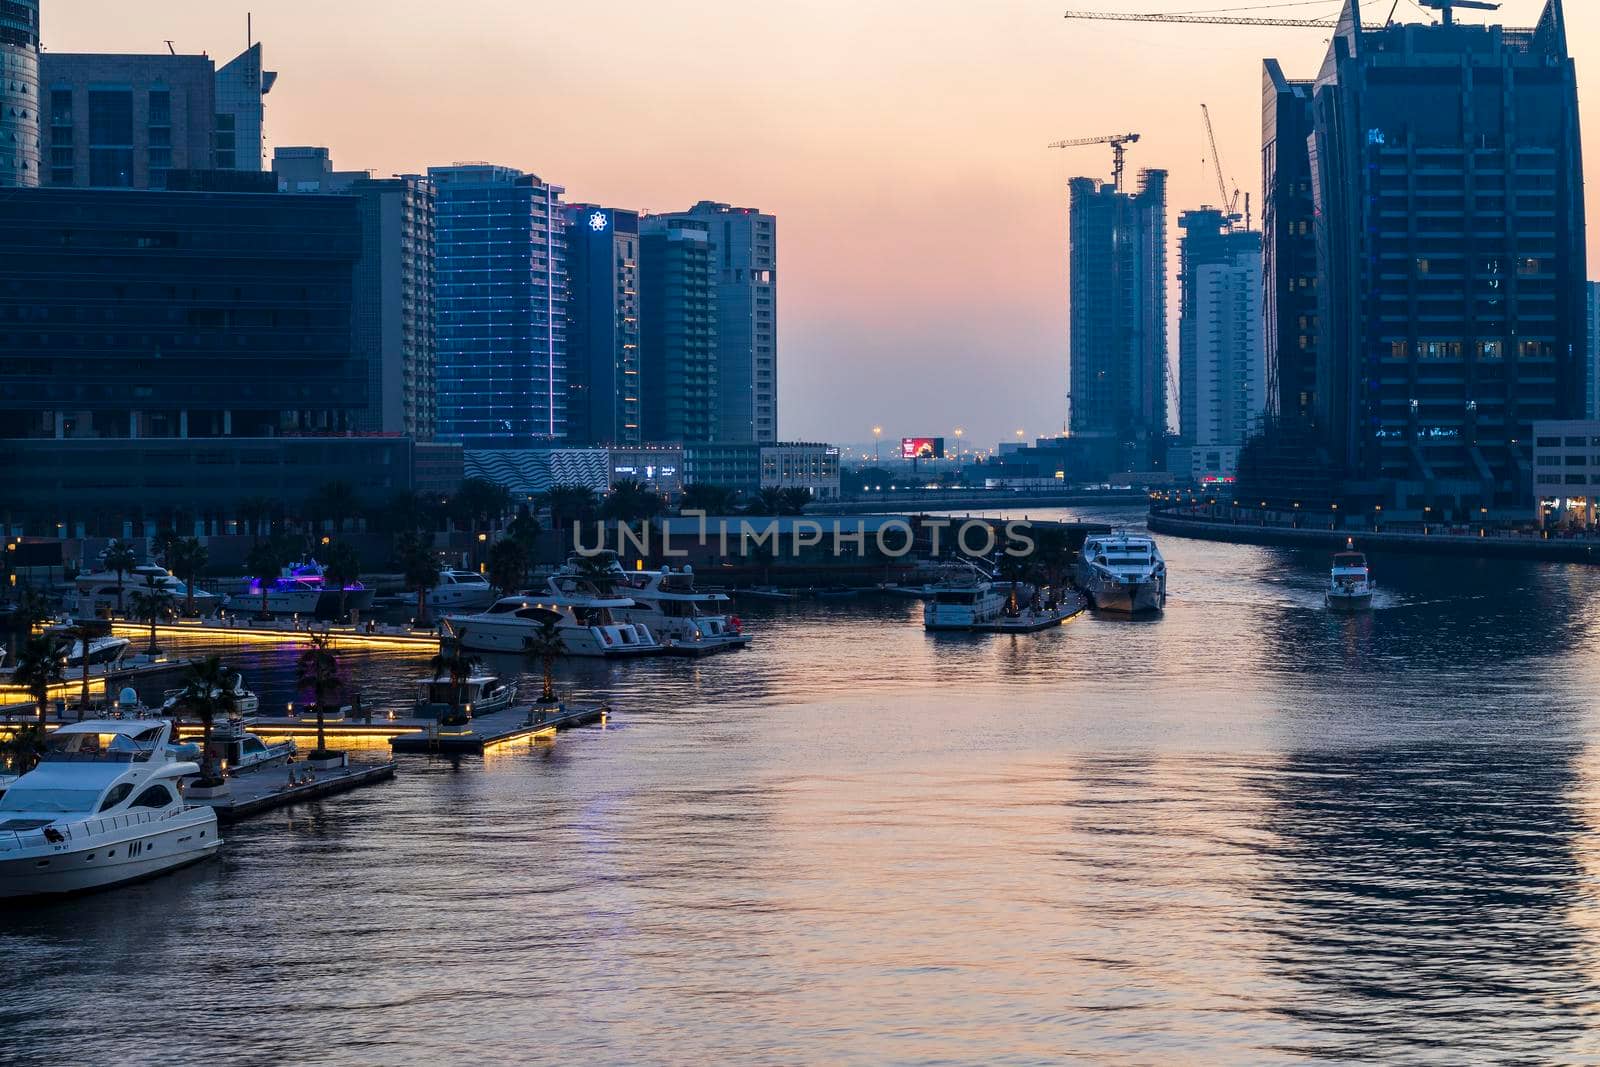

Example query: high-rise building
[273,148,438,441]
[564,204,641,447]
[429,164,568,448]
[1178,210,1262,446]
[1067,169,1168,471]
[1261,61,1318,426]
[1268,0,1586,508]
[1192,246,1266,473]
[1587,281,1600,421]
[0,0,40,188]
[656,202,778,442]
[640,215,718,444]
[39,45,275,189]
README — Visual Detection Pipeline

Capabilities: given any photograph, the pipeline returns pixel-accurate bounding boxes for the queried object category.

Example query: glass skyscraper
[430,164,568,448]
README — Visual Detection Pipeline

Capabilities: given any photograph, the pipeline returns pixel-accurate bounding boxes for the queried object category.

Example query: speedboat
[738,586,795,601]
[75,564,222,618]
[429,569,498,611]
[1327,549,1375,612]
[598,564,752,652]
[160,670,261,720]
[206,717,296,775]
[1075,532,1167,614]
[227,558,375,618]
[0,719,221,899]
[414,673,517,718]
[923,573,1007,631]
[57,634,132,669]
[442,590,663,658]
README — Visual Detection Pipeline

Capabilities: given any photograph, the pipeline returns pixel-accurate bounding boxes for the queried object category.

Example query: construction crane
[1048,132,1141,192]
[1199,103,1243,228]
[1064,0,1507,30]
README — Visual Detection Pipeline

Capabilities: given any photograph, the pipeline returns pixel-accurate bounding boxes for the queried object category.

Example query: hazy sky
[43,0,1600,450]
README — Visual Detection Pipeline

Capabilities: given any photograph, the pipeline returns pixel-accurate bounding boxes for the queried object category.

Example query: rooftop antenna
[1418,0,1500,26]
[247,12,253,48]
[164,40,176,55]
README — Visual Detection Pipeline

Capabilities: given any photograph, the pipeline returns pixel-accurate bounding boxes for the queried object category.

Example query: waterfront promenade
[1150,504,1600,563]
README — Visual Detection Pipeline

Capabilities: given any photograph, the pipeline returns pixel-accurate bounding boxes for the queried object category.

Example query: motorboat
[1075,532,1167,614]
[0,719,221,899]
[428,569,498,611]
[227,558,375,618]
[738,586,795,601]
[206,717,296,775]
[442,590,663,658]
[75,563,222,618]
[57,634,132,669]
[599,564,752,652]
[923,573,1008,631]
[160,670,260,720]
[414,673,517,718]
[1327,549,1375,612]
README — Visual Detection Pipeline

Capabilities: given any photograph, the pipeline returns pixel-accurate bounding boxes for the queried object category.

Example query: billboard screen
[901,437,945,460]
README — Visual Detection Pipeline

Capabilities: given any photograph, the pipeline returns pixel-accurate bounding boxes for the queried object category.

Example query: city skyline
[36,0,1600,448]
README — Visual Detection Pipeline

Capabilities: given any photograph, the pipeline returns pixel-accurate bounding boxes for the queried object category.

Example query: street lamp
[872,425,883,466]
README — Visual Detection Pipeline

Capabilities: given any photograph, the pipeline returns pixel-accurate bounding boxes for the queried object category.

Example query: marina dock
[110,618,444,651]
[389,702,608,754]
[190,761,399,823]
[971,596,1088,633]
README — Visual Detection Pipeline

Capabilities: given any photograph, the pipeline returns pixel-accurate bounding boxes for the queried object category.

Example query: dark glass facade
[640,216,718,444]
[564,204,641,447]
[1261,60,1319,428]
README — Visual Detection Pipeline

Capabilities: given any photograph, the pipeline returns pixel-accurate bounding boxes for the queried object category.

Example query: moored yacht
[586,563,751,652]
[414,673,517,718]
[227,558,375,618]
[428,569,498,611]
[923,572,1008,631]
[1327,548,1375,612]
[205,717,297,775]
[0,720,221,899]
[75,564,222,618]
[1075,532,1167,614]
[160,670,261,720]
[441,590,663,658]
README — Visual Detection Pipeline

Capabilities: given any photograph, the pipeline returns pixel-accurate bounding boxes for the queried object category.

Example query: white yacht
[414,673,516,717]
[1075,532,1167,614]
[0,720,221,899]
[923,573,1008,631]
[1327,549,1375,612]
[56,633,132,669]
[227,559,375,617]
[441,591,664,658]
[429,569,498,611]
[207,718,296,775]
[579,563,752,652]
[160,670,261,720]
[75,564,221,618]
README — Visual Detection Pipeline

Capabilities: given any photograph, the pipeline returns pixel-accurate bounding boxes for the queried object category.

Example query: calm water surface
[6,506,1600,1064]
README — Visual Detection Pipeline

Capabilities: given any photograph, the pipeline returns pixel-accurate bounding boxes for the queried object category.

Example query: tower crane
[1063,1,1509,30]
[1199,103,1243,228]
[1047,132,1141,192]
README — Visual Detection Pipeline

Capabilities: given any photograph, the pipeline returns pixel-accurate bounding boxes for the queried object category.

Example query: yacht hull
[1327,591,1373,612]
[0,816,220,899]
[445,619,660,658]
[1081,577,1164,614]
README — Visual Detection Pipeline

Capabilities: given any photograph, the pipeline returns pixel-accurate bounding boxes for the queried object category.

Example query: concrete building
[1068,169,1168,471]
[430,164,568,448]
[684,442,840,501]
[1177,210,1262,446]
[1532,420,1600,527]
[0,0,40,188]
[655,202,778,442]
[565,204,641,447]
[40,45,275,189]
[1171,239,1266,485]
[463,446,683,501]
[640,215,718,444]
[1267,0,1586,509]
[273,149,438,442]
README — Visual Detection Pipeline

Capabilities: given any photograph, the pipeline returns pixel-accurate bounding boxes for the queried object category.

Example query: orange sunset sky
[41,0,1600,449]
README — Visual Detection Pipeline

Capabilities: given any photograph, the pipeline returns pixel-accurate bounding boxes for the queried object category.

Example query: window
[130,784,174,809]
[148,88,170,126]
[1537,437,1562,448]
[98,783,133,811]
[87,89,132,146]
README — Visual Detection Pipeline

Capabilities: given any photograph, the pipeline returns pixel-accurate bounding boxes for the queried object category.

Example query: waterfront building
[0,185,422,531]
[1067,169,1168,471]
[1261,62,1318,426]
[39,44,275,189]
[463,445,683,501]
[1531,420,1600,527]
[640,215,718,444]
[652,202,778,443]
[565,204,642,447]
[430,163,568,448]
[0,0,39,188]
[274,148,438,442]
[1264,0,1586,509]
[683,442,840,500]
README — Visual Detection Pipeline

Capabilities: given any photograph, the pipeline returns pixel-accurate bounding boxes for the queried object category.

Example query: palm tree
[102,539,138,616]
[428,647,483,722]
[529,618,565,705]
[321,540,362,622]
[575,552,620,595]
[997,553,1030,615]
[540,484,600,554]
[383,490,432,534]
[396,531,440,626]
[749,487,786,516]
[506,508,542,558]
[487,538,530,595]
[1,723,47,776]
[681,483,737,516]
[3,586,51,668]
[129,576,175,655]
[237,496,278,542]
[307,480,361,535]
[62,621,100,719]
[177,654,239,785]
[1031,526,1073,607]
[295,633,344,761]
[777,487,814,515]
[246,538,290,619]
[151,527,181,566]
[12,633,66,725]
[452,477,513,534]
[167,537,208,617]
[602,478,664,525]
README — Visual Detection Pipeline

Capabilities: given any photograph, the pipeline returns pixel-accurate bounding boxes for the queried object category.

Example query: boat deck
[388,702,609,755]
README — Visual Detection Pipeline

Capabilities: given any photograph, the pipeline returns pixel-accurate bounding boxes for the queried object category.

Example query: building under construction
[1251,0,1586,512]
